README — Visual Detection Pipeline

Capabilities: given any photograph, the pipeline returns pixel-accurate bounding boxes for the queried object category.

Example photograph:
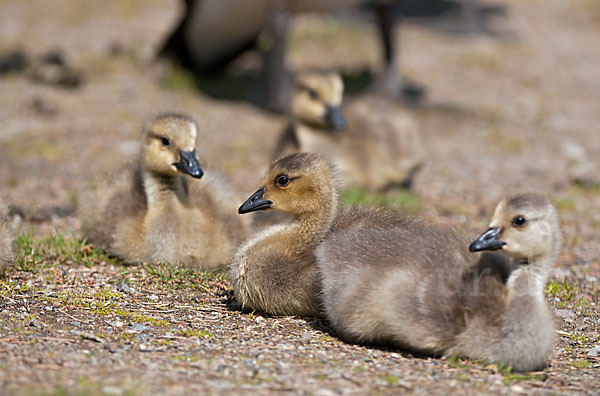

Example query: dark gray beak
[324,105,346,130]
[173,149,204,179]
[469,227,505,252]
[238,188,273,214]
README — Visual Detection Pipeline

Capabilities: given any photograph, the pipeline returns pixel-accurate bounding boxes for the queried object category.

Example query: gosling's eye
[276,175,290,187]
[307,88,319,100]
[160,136,170,147]
[512,216,527,227]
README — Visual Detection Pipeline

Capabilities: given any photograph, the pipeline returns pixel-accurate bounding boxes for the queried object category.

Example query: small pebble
[136,333,148,342]
[133,323,148,332]
[486,374,503,385]
[314,389,335,396]
[101,385,123,395]
[300,331,312,343]
[587,345,600,357]
[555,309,576,319]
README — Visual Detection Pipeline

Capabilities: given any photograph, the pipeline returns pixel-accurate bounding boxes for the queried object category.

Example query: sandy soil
[0,0,598,394]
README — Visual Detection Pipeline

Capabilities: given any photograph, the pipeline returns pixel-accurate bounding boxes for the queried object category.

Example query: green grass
[175,329,214,338]
[15,233,118,272]
[571,359,592,369]
[385,374,399,385]
[447,354,469,369]
[160,65,197,91]
[553,198,577,213]
[497,363,546,382]
[112,309,170,327]
[172,353,201,363]
[27,383,137,396]
[315,335,337,343]
[546,279,576,302]
[545,279,592,309]
[486,128,525,154]
[340,187,421,211]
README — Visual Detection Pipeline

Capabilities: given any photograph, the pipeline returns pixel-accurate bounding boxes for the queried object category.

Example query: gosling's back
[317,219,480,352]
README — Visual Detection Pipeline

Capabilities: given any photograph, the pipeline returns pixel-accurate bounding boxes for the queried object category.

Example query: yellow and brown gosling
[273,70,424,190]
[231,152,415,317]
[80,113,247,269]
[317,193,561,372]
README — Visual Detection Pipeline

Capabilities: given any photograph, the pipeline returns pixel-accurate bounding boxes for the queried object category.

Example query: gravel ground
[0,0,598,395]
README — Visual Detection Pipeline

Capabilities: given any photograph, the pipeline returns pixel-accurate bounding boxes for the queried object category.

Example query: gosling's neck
[506,227,561,301]
[287,191,338,255]
[294,119,332,136]
[141,168,189,208]
[506,255,555,302]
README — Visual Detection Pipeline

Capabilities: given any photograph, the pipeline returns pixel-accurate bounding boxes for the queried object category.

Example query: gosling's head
[141,113,204,179]
[238,152,337,217]
[291,71,346,130]
[470,193,561,265]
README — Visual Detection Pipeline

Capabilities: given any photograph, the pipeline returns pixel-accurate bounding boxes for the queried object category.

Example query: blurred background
[0,0,599,265]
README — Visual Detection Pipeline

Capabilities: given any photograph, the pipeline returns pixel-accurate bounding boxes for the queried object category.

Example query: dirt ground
[0,0,599,394]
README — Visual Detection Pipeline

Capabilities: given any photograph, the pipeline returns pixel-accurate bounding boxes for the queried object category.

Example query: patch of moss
[160,65,196,91]
[553,198,577,213]
[315,335,337,343]
[5,135,64,162]
[172,353,201,362]
[175,329,214,338]
[42,288,124,315]
[385,374,399,385]
[486,128,525,154]
[571,359,592,369]
[143,262,228,291]
[28,382,137,396]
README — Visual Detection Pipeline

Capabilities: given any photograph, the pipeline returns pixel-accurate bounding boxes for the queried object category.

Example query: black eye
[276,175,290,187]
[307,88,319,100]
[512,216,527,227]
[160,136,170,146]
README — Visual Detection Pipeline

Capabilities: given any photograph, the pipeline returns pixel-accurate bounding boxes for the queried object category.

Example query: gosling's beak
[469,227,506,252]
[173,149,204,179]
[324,105,346,130]
[238,188,273,214]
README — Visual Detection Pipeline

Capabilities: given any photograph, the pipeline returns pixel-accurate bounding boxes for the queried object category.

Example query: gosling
[317,193,560,372]
[0,199,13,276]
[231,152,414,317]
[80,113,247,269]
[273,71,424,190]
